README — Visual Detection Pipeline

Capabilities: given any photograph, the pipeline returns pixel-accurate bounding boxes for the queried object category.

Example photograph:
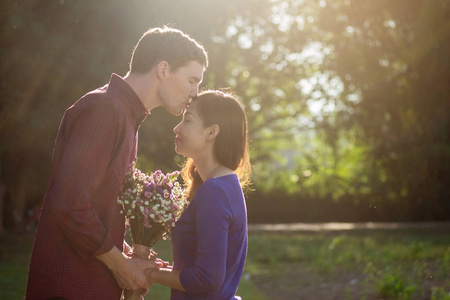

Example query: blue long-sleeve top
[170,174,248,300]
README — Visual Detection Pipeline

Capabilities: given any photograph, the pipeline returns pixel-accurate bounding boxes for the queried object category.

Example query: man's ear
[157,61,170,79]
[206,124,220,141]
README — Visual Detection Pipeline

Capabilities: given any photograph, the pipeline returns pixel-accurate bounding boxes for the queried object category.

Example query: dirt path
[248,221,450,232]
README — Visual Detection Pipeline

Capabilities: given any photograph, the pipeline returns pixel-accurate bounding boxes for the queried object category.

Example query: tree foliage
[1,0,449,228]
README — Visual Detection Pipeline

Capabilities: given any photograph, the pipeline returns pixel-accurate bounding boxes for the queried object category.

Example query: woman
[147,90,251,299]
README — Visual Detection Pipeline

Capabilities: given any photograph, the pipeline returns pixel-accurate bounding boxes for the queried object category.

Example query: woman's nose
[173,124,180,134]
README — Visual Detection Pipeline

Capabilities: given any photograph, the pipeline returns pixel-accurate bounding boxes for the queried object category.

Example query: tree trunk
[0,180,5,237]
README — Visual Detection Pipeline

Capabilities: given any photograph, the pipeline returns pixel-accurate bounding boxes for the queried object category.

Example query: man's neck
[123,71,160,111]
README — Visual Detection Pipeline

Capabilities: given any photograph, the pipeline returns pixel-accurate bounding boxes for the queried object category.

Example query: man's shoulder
[69,83,123,114]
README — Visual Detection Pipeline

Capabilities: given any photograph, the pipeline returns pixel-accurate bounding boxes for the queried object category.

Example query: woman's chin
[174,147,184,156]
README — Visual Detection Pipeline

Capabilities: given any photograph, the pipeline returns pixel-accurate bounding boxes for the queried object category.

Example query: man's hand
[96,246,161,290]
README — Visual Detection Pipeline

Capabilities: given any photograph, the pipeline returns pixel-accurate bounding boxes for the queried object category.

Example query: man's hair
[129,26,208,74]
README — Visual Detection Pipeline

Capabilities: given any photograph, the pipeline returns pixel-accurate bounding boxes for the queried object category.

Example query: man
[26,27,208,300]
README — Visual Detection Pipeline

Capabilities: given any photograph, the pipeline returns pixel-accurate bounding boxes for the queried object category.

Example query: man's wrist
[96,246,126,271]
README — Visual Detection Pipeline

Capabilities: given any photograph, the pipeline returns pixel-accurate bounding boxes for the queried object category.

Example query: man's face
[159,61,204,116]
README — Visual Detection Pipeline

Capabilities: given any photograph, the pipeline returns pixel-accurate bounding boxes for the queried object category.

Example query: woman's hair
[181,90,251,201]
[129,26,208,74]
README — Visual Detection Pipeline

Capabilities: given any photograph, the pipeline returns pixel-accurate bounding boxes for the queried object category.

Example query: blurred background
[1,0,449,234]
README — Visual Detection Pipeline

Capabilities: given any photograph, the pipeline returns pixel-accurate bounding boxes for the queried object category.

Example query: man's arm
[49,103,122,259]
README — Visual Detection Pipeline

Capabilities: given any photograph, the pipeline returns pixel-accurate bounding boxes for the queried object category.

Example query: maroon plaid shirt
[26,74,149,300]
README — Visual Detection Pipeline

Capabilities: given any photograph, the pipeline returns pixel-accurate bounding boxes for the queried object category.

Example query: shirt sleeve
[179,181,232,295]
[48,102,120,260]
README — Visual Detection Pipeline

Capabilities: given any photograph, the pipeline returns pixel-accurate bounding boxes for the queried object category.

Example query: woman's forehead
[186,100,199,112]
[184,102,199,117]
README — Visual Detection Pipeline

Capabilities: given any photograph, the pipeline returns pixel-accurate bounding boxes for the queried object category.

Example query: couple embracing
[26,27,251,300]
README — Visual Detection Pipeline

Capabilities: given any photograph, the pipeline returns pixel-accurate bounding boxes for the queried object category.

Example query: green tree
[312,0,450,218]
[1,0,449,229]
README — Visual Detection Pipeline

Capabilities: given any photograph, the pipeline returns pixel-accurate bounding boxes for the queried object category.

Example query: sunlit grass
[0,233,268,300]
[246,229,450,299]
[1,227,449,299]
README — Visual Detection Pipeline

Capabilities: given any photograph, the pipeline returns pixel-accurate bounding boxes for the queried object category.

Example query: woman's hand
[96,246,162,290]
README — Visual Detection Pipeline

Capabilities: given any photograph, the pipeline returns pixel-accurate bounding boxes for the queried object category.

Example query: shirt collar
[108,73,150,122]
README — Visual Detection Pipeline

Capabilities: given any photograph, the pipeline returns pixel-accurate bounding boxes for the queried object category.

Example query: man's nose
[190,85,199,98]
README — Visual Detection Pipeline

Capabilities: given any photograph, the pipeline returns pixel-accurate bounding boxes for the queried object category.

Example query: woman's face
[173,102,210,158]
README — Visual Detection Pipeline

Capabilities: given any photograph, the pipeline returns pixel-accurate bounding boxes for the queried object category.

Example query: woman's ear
[157,61,170,79]
[206,124,220,141]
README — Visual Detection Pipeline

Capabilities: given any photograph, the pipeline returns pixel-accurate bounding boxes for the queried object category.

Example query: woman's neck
[194,158,233,182]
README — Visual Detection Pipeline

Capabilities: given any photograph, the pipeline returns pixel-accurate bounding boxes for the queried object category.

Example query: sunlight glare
[271,1,293,32]
[238,34,253,49]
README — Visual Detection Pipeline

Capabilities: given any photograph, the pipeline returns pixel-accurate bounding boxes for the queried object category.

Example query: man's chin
[167,107,183,116]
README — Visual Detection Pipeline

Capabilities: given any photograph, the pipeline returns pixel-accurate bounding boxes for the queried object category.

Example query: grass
[1,227,449,299]
[0,233,34,299]
[245,228,450,299]
[0,233,268,300]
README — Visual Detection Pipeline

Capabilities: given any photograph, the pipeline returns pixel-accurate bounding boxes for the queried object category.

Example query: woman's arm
[148,183,231,295]
[146,268,185,292]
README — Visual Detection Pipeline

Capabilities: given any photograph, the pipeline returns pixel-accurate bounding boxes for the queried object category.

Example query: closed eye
[182,111,193,123]
[190,76,201,85]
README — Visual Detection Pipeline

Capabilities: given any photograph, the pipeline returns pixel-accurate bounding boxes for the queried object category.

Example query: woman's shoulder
[195,174,241,201]
[201,174,238,190]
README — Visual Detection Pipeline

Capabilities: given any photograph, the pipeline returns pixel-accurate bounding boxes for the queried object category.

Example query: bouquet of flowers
[118,162,187,300]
